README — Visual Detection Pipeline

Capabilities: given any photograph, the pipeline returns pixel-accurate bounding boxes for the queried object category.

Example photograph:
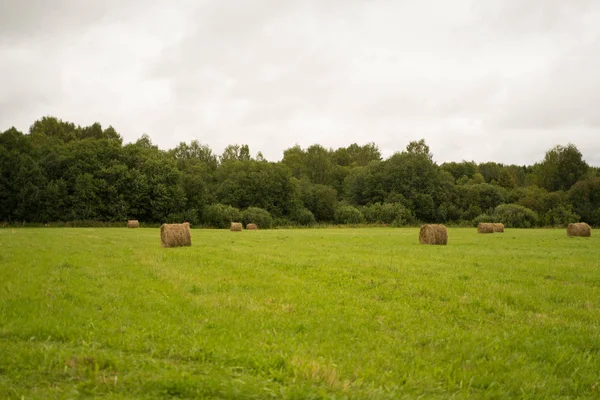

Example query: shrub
[380,202,411,225]
[290,208,316,226]
[273,217,296,228]
[543,206,580,227]
[242,207,273,229]
[461,205,482,221]
[166,209,199,225]
[472,213,494,227]
[361,203,382,224]
[202,204,242,229]
[360,202,412,225]
[492,204,538,228]
[334,205,363,224]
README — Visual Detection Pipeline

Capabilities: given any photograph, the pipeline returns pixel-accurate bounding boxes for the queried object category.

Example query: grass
[1,227,599,399]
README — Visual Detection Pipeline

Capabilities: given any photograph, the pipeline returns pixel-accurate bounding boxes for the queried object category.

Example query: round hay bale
[567,222,591,237]
[160,223,192,248]
[230,222,243,232]
[492,223,504,233]
[246,223,258,230]
[477,223,494,234]
[127,220,140,229]
[419,224,448,245]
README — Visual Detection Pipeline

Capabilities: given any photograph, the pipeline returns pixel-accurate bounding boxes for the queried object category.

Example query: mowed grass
[1,228,599,399]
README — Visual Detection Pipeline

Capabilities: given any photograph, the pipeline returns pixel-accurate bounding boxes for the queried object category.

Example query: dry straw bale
[127,220,140,229]
[246,223,258,230]
[477,223,495,234]
[567,222,591,237]
[230,222,243,232]
[492,223,505,233]
[160,223,192,248]
[419,224,448,245]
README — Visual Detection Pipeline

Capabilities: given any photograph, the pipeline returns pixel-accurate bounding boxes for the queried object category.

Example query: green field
[1,228,599,399]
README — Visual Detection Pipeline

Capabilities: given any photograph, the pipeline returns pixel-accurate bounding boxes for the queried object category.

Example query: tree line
[1,116,599,228]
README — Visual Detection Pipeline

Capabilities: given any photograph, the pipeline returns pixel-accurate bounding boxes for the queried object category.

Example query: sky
[1,0,599,165]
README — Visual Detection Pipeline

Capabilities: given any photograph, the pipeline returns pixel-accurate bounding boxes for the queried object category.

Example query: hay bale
[419,224,448,245]
[160,223,192,248]
[230,222,243,232]
[492,223,504,233]
[567,222,591,237]
[127,220,140,229]
[477,223,494,234]
[246,223,258,230]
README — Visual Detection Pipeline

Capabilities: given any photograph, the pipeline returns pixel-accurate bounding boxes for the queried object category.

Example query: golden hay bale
[230,222,243,232]
[127,220,140,229]
[477,223,494,234]
[567,222,591,237]
[493,223,504,233]
[246,223,258,230]
[419,224,448,245]
[160,223,192,248]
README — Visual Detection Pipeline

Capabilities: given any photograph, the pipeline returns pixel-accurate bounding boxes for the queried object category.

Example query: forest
[1,116,599,228]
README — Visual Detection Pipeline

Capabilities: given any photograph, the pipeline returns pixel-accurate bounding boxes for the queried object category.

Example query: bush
[543,206,580,227]
[166,209,199,225]
[461,205,482,221]
[472,213,494,227]
[493,204,538,228]
[437,202,462,222]
[360,203,382,224]
[242,207,273,229]
[334,205,363,224]
[272,217,296,228]
[360,202,412,225]
[290,208,316,226]
[65,220,107,227]
[380,202,412,225]
[202,203,242,229]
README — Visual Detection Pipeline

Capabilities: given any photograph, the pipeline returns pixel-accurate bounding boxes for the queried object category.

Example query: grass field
[1,227,599,399]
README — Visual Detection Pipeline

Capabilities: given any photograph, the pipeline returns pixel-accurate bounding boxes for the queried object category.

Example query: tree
[405,139,432,160]
[441,161,478,181]
[215,160,299,217]
[220,144,251,163]
[305,144,333,185]
[135,134,157,150]
[300,181,338,222]
[281,145,307,179]
[171,140,218,170]
[478,162,502,183]
[497,169,517,189]
[333,143,382,167]
[568,178,600,226]
[537,144,588,191]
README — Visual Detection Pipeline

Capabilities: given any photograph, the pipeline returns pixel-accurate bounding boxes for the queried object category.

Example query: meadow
[1,227,599,399]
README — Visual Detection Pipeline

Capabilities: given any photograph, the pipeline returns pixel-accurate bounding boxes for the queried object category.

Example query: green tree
[305,144,333,185]
[537,144,588,191]
[568,178,600,226]
[220,144,251,163]
[281,145,307,179]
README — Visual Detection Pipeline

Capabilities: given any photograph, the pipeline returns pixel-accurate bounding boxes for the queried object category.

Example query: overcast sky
[1,0,599,165]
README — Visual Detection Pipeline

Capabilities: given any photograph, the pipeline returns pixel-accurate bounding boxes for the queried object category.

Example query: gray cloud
[1,0,599,165]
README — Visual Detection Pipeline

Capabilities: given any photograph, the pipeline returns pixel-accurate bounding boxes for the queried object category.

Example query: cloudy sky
[1,0,599,165]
